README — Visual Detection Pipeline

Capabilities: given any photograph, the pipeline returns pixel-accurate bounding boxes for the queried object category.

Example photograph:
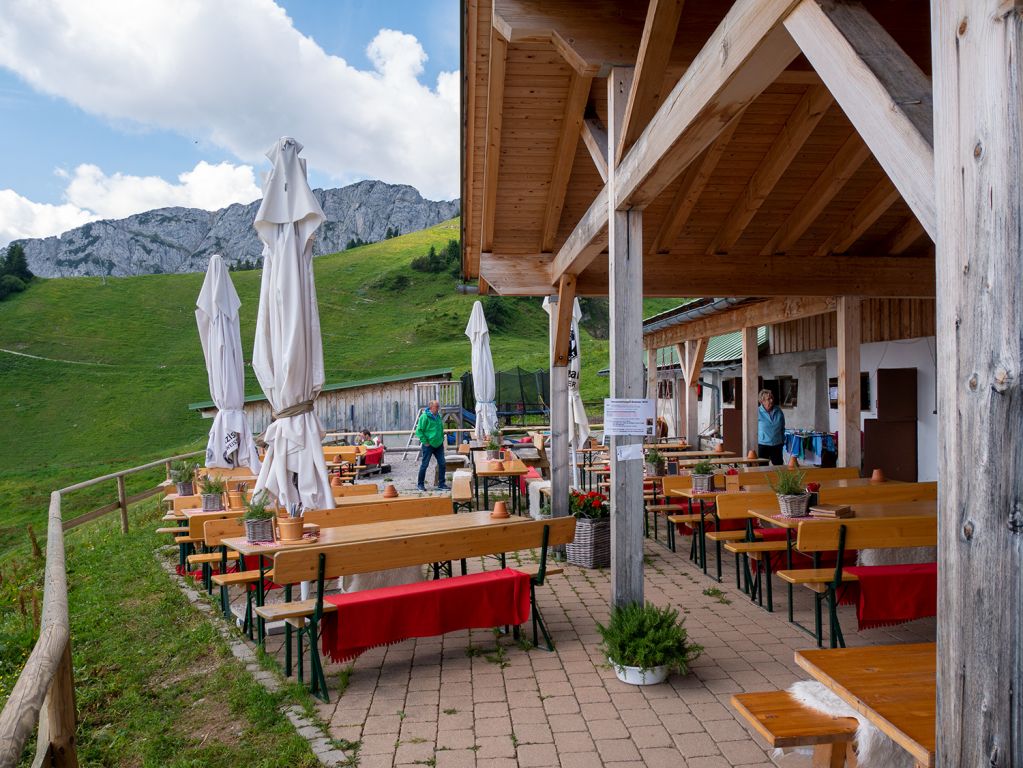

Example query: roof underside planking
[461,0,935,299]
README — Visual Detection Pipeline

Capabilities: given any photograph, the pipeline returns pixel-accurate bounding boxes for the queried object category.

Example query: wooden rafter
[462,0,480,278]
[615,0,804,209]
[760,131,872,255]
[552,274,577,365]
[616,0,686,163]
[815,176,900,256]
[884,216,928,255]
[541,72,593,253]
[480,29,508,253]
[706,84,834,255]
[580,118,608,182]
[645,296,838,349]
[784,0,935,238]
[684,337,707,387]
[551,186,609,282]
[649,111,743,255]
[480,252,553,295]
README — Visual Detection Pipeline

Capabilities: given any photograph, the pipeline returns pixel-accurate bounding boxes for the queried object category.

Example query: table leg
[257,555,266,646]
[698,499,708,575]
[712,511,723,583]
[483,477,489,510]
[474,473,480,510]
[786,531,795,624]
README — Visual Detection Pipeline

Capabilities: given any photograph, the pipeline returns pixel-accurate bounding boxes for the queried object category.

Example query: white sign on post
[603,398,656,437]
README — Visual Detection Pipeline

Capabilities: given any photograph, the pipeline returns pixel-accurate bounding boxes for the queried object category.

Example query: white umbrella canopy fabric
[465,301,499,440]
[251,137,333,511]
[196,254,261,475]
[542,296,591,447]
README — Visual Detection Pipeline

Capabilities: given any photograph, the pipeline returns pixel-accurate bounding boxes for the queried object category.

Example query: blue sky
[0,0,460,244]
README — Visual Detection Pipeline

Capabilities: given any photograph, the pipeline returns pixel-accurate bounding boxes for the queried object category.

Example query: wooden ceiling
[462,0,936,298]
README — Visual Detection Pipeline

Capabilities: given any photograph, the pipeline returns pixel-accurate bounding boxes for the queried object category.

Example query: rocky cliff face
[14,181,460,278]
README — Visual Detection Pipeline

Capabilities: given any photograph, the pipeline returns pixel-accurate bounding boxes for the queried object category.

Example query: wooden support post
[836,297,861,471]
[608,66,644,609]
[116,476,128,534]
[933,3,1023,766]
[548,294,570,521]
[164,460,172,481]
[741,327,759,455]
[46,640,78,767]
[685,339,706,447]
[646,347,658,402]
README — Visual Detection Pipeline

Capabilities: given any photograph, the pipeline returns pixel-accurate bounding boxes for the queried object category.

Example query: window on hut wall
[777,375,798,408]
[657,379,674,400]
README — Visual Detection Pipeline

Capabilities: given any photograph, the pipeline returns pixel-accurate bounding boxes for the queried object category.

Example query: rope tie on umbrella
[254,400,315,448]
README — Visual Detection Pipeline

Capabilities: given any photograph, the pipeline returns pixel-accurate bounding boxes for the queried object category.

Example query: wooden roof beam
[645,297,838,348]
[614,0,804,210]
[760,131,872,255]
[650,110,743,255]
[616,0,687,164]
[580,118,608,183]
[479,252,553,295]
[480,29,508,254]
[552,274,577,366]
[815,177,901,256]
[541,72,593,253]
[706,84,834,255]
[884,217,928,255]
[783,0,935,239]
[550,186,609,283]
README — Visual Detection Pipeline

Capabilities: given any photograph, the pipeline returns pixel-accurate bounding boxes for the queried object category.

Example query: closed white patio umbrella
[465,301,498,440]
[196,254,261,475]
[542,297,591,485]
[251,137,333,511]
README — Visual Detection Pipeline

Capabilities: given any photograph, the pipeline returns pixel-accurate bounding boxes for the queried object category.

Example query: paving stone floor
[232,529,935,767]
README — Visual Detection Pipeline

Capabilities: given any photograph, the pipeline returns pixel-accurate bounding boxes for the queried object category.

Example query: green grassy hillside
[0,218,681,552]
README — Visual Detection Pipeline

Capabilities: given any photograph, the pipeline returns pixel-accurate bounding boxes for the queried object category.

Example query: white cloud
[0,0,460,201]
[0,160,261,246]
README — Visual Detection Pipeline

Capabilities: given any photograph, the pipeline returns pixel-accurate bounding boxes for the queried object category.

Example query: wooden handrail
[0,448,204,767]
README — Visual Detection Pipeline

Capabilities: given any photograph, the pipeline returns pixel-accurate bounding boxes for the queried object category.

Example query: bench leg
[284,586,293,678]
[814,592,824,648]
[811,743,847,768]
[530,583,554,651]
[763,556,774,613]
[668,518,675,552]
[306,620,329,702]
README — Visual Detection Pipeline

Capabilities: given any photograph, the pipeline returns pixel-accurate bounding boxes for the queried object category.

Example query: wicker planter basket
[691,473,714,493]
[566,517,611,568]
[202,493,224,511]
[175,481,194,497]
[244,518,275,543]
[777,493,811,518]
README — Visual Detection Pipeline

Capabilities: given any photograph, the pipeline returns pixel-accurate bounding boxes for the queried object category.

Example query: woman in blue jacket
[757,389,785,466]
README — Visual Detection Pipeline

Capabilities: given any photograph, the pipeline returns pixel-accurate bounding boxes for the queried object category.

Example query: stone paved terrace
[244,533,935,768]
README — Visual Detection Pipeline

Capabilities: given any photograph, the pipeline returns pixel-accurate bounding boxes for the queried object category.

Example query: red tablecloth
[844,562,937,629]
[320,568,532,662]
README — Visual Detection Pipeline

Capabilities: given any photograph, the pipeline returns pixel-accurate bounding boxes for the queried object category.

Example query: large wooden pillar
[646,346,658,416]
[933,3,1023,765]
[608,66,644,608]
[741,326,759,454]
[548,293,570,520]
[836,297,861,470]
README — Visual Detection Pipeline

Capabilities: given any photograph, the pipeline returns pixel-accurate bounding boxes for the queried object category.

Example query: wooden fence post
[46,640,77,767]
[116,476,128,534]
[164,460,172,481]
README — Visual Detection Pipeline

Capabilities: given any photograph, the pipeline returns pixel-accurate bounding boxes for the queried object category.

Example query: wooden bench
[260,516,577,700]
[734,466,860,487]
[777,516,937,647]
[452,471,474,512]
[332,483,379,498]
[731,691,856,767]
[819,480,937,504]
[204,518,274,636]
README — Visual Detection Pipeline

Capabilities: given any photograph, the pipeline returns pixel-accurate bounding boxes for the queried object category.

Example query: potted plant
[645,448,666,477]
[243,492,275,543]
[565,490,610,568]
[690,459,716,493]
[485,430,503,460]
[170,461,197,496]
[597,601,702,685]
[200,476,227,511]
[770,469,809,517]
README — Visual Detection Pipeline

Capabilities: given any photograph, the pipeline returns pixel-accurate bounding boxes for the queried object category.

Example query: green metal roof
[188,367,452,411]
[655,327,767,368]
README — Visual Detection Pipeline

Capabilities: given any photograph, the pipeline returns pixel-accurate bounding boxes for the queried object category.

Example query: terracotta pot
[746,450,758,460]
[870,468,886,483]
[330,475,343,487]
[277,517,305,542]
[490,501,510,519]
[493,461,505,471]
[714,443,725,454]
[382,484,399,498]
[787,456,799,469]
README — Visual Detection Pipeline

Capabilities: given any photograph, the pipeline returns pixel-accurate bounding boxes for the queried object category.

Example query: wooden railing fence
[0,450,202,768]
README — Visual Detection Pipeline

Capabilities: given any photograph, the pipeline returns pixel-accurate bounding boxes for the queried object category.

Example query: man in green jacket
[415,400,447,491]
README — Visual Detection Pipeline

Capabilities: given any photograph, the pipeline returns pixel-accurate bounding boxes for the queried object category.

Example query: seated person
[359,428,382,449]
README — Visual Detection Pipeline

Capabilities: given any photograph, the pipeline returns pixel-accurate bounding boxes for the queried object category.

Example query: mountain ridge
[11,179,460,278]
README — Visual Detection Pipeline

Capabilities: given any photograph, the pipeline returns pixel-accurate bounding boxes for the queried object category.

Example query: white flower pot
[610,659,670,686]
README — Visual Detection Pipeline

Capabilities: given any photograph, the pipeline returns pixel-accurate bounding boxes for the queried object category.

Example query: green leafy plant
[201,476,227,496]
[596,602,702,673]
[485,430,502,451]
[243,492,274,521]
[769,469,807,496]
[646,448,664,465]
[569,490,609,519]
[691,459,714,476]
[170,461,197,483]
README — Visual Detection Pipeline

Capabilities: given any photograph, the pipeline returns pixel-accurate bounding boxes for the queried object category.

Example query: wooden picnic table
[222,509,528,557]
[474,458,529,513]
[660,449,736,459]
[795,643,935,767]
[748,499,937,530]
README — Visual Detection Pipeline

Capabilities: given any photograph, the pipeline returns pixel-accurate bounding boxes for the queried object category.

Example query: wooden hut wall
[769,299,935,354]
